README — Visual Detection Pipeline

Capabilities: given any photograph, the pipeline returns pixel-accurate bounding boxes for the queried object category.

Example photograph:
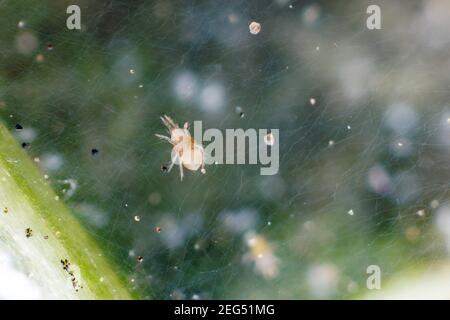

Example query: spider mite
[156,115,206,181]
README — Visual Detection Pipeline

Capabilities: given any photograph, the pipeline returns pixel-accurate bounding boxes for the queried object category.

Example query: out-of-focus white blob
[306,263,338,298]
[73,203,109,228]
[216,14,248,48]
[435,205,450,254]
[227,13,239,24]
[419,0,450,48]
[367,165,392,195]
[15,127,37,142]
[159,213,203,249]
[390,171,420,204]
[40,152,64,172]
[244,232,279,279]
[58,178,78,199]
[0,250,43,299]
[384,103,419,136]
[302,4,321,27]
[337,57,375,103]
[221,208,258,234]
[173,70,198,103]
[258,176,286,201]
[15,31,38,55]
[198,82,225,113]
[390,137,414,158]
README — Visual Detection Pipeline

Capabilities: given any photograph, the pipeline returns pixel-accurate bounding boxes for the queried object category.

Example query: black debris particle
[161,164,168,173]
[25,227,33,238]
[137,256,144,263]
[91,148,99,155]
[155,226,162,233]
[61,258,83,291]
[3,207,8,214]
[21,142,30,149]
[47,43,53,50]
[15,123,23,130]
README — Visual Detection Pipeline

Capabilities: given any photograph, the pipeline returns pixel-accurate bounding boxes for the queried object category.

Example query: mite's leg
[167,156,176,172]
[179,159,184,181]
[161,115,178,131]
[155,134,172,143]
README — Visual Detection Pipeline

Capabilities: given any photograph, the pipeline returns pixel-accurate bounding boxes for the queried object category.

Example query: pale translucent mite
[249,21,261,35]
[156,115,206,180]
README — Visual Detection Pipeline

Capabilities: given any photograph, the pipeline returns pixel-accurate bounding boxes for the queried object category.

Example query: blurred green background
[1,0,450,299]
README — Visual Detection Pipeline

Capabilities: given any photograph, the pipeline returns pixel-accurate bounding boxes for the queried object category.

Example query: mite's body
[156,115,206,180]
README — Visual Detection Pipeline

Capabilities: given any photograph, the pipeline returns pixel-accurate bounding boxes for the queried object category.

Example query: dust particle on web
[416,209,426,217]
[309,97,316,106]
[249,21,261,35]
[25,227,33,238]
[155,226,162,233]
[91,148,99,155]
[137,256,144,263]
[347,209,354,216]
[235,106,245,118]
[15,123,23,131]
[3,207,8,214]
[134,215,141,222]
[21,142,30,149]
[160,164,169,173]
[47,44,53,50]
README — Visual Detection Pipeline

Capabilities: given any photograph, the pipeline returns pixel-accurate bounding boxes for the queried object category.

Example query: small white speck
[416,209,425,217]
[347,125,351,130]
[129,69,135,75]
[309,97,316,106]
[328,140,335,146]
[347,209,354,216]
[134,215,140,222]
